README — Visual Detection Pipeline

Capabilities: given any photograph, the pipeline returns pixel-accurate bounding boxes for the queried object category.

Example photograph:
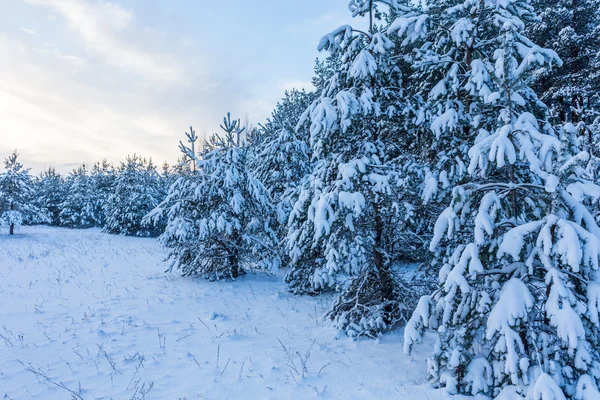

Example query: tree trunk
[9,201,14,235]
[373,203,393,321]
[229,231,242,278]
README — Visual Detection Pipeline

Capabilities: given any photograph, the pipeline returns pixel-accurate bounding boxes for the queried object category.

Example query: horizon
[0,0,355,173]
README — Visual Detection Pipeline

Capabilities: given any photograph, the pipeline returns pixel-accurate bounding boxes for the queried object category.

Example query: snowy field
[0,226,443,399]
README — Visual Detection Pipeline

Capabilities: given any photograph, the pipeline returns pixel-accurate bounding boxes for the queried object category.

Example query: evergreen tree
[312,54,342,96]
[0,150,37,234]
[149,114,279,279]
[34,166,65,226]
[251,89,314,249]
[160,161,177,189]
[397,0,600,397]
[286,0,416,336]
[527,0,600,125]
[59,164,100,229]
[103,155,166,237]
[171,156,193,178]
[90,159,116,226]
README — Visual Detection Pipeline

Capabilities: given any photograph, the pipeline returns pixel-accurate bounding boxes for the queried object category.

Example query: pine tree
[90,159,116,226]
[286,0,417,337]
[34,166,66,226]
[0,150,37,234]
[397,0,600,397]
[251,89,314,247]
[149,114,279,279]
[527,0,600,125]
[59,164,100,229]
[312,54,342,96]
[103,155,166,237]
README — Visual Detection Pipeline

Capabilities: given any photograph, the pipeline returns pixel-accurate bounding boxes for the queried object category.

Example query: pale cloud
[0,0,349,173]
[0,0,214,172]
[20,27,39,36]
[24,0,183,83]
[0,31,184,172]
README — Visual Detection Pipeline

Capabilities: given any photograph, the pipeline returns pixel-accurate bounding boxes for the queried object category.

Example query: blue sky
[0,0,355,172]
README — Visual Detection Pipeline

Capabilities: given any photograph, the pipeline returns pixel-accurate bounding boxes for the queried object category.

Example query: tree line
[0,153,173,237]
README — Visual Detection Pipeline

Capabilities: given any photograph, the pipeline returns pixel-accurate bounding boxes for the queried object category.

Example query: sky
[0,0,355,173]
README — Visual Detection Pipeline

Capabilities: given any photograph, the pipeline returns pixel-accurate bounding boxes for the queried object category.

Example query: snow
[349,50,377,80]
[0,226,440,399]
[431,108,459,139]
[430,206,458,250]
[403,296,431,355]
[533,373,567,400]
[388,14,430,45]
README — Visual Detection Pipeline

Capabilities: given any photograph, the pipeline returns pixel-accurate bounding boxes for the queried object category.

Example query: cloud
[24,0,183,82]
[0,31,182,172]
[0,0,328,173]
[20,27,39,36]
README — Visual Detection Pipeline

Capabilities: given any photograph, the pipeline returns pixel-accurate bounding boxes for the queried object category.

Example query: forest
[2,0,600,398]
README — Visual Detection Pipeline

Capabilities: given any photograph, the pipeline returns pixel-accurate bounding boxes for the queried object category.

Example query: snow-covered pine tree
[181,126,199,173]
[312,54,342,97]
[90,159,116,226]
[286,0,416,337]
[526,0,600,125]
[149,114,279,280]
[34,166,65,226]
[171,155,194,178]
[398,0,600,398]
[103,155,166,237]
[387,0,502,263]
[59,163,100,229]
[251,89,314,247]
[160,161,177,188]
[0,150,38,234]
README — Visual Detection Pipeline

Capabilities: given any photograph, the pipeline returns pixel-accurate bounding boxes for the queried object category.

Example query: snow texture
[0,226,440,399]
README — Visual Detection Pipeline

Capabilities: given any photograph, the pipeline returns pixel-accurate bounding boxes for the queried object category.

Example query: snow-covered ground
[0,226,442,399]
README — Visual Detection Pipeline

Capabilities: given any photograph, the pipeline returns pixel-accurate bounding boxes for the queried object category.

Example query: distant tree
[0,150,37,234]
[160,161,175,187]
[103,155,166,237]
[34,166,65,226]
[90,159,116,226]
[171,156,193,178]
[59,164,99,229]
